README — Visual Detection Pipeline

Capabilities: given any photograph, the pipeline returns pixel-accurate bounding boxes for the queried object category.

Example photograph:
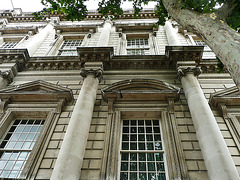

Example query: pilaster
[178,66,239,180]
[50,68,102,180]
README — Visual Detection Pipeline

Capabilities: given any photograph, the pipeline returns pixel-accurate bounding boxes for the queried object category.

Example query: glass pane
[131,127,137,133]
[158,173,166,180]
[13,161,24,170]
[139,153,146,161]
[122,143,129,150]
[5,161,14,169]
[10,152,19,160]
[123,120,129,125]
[138,134,145,141]
[15,126,24,132]
[148,172,157,180]
[146,134,153,141]
[154,127,160,133]
[130,143,137,150]
[147,143,154,150]
[19,152,28,160]
[1,170,10,178]
[139,172,147,180]
[120,172,128,180]
[22,142,31,149]
[0,160,7,168]
[8,171,18,178]
[145,120,151,125]
[122,134,129,141]
[138,120,144,125]
[148,162,155,171]
[147,153,155,161]
[23,126,31,132]
[1,152,11,159]
[11,133,20,140]
[155,141,162,150]
[123,127,129,133]
[138,127,144,133]
[154,134,161,141]
[130,153,137,161]
[157,162,165,171]
[130,135,137,141]
[6,142,15,148]
[138,143,145,150]
[155,153,164,161]
[130,172,137,180]
[26,133,35,141]
[19,133,27,141]
[121,153,129,161]
[30,126,38,132]
[131,120,136,125]
[153,120,159,125]
[121,162,128,171]
[146,127,152,133]
[139,162,146,171]
[130,162,137,171]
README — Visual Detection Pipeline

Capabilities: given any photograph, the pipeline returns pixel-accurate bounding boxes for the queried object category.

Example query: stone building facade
[0,8,239,180]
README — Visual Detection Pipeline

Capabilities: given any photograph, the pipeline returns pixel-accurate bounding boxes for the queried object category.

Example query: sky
[0,0,157,12]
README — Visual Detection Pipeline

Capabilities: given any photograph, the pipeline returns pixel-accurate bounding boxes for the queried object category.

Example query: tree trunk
[162,0,240,89]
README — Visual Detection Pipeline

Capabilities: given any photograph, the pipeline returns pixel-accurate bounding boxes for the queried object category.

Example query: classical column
[178,67,239,180]
[97,20,112,47]
[0,70,12,89]
[51,68,102,180]
[164,21,181,46]
[26,23,54,56]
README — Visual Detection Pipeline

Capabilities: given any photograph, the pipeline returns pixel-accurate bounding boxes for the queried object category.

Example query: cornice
[0,9,157,23]
[0,49,30,71]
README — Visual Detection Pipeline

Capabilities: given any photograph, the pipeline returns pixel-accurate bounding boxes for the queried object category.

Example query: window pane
[0,119,44,178]
[120,120,166,179]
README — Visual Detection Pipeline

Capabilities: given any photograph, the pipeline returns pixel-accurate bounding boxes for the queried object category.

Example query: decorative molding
[165,46,204,63]
[0,80,73,103]
[209,86,240,108]
[77,47,114,63]
[0,97,11,113]
[80,68,103,82]
[0,49,30,71]
[102,78,180,102]
[0,70,13,83]
[177,67,202,80]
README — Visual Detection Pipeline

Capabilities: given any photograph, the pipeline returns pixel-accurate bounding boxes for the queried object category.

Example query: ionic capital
[80,68,103,82]
[177,67,202,81]
[0,70,12,83]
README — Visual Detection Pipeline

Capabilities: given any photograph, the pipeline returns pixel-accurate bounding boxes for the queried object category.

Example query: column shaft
[51,73,99,180]
[97,21,111,47]
[181,72,239,180]
[164,21,181,46]
[27,23,54,56]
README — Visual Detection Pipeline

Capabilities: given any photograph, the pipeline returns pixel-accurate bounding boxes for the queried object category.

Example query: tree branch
[217,1,237,20]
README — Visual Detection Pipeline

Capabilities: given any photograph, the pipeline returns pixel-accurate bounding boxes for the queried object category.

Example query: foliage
[34,0,240,32]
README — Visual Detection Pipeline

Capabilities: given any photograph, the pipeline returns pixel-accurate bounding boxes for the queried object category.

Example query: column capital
[0,70,12,83]
[80,68,103,82]
[177,67,202,81]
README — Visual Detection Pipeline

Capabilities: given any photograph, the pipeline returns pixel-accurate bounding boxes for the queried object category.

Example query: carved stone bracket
[0,70,13,83]
[177,67,202,81]
[77,47,114,63]
[80,68,103,82]
[0,97,11,113]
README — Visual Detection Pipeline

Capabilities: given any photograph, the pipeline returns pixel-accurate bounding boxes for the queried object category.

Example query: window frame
[120,33,156,55]
[118,118,168,180]
[54,35,86,56]
[0,108,58,179]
